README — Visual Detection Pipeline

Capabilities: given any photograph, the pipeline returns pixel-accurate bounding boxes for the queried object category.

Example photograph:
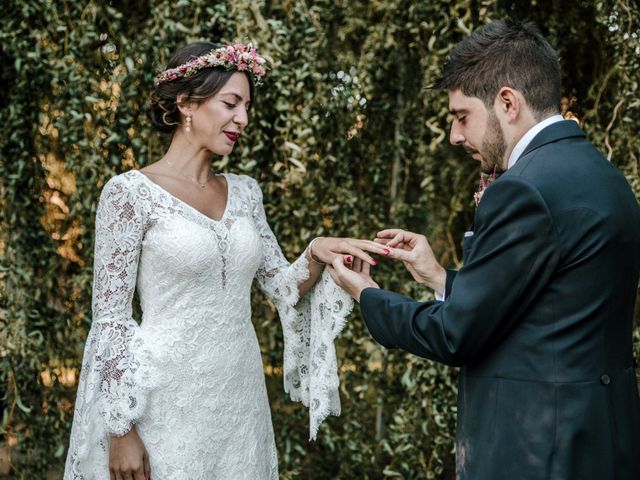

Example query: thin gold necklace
[165,158,210,189]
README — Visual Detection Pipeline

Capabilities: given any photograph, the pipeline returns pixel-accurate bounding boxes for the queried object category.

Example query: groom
[330,19,640,480]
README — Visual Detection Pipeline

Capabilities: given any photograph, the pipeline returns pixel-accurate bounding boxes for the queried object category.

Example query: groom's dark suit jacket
[360,121,640,480]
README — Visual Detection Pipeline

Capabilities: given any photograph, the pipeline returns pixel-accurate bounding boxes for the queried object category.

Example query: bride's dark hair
[147,41,255,134]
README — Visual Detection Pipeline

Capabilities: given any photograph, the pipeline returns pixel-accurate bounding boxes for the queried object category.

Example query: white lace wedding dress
[64,170,352,479]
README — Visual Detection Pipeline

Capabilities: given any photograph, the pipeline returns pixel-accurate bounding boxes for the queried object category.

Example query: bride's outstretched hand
[327,254,379,302]
[310,237,389,266]
[375,229,446,294]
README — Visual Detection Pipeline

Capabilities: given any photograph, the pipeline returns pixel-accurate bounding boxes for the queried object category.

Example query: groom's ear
[494,87,522,124]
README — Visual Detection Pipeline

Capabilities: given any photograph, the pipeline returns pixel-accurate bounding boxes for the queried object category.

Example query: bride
[64,41,384,480]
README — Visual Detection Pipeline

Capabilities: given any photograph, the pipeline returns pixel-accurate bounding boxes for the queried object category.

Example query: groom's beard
[479,111,507,174]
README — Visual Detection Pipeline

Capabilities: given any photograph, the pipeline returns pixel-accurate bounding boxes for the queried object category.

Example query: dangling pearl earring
[185,115,192,133]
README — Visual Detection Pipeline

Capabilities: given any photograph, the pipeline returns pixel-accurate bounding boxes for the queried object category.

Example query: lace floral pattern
[64,171,352,479]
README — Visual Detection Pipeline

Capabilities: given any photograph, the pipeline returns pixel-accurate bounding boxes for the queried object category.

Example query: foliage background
[1,0,638,478]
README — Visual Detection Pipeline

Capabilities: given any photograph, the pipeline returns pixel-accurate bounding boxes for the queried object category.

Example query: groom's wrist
[422,265,447,294]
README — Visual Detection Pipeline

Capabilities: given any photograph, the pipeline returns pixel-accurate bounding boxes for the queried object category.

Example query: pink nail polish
[371,259,377,265]
[383,248,390,255]
[345,255,353,263]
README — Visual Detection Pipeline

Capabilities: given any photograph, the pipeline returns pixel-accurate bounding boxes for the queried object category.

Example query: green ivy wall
[1,0,638,478]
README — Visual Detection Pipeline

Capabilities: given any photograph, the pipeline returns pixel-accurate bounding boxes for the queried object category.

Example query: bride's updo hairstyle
[148,41,255,134]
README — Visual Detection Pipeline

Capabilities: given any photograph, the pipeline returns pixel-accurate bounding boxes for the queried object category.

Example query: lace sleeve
[78,176,153,437]
[243,176,353,440]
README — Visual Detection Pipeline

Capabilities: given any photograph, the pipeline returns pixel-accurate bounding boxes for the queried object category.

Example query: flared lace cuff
[276,255,353,440]
[82,317,156,436]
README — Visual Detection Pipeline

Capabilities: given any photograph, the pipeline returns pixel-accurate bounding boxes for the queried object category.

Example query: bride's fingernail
[345,255,353,263]
[371,259,377,265]
[383,248,391,255]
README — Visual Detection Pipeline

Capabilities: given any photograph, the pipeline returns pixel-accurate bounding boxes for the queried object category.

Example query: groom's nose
[450,123,465,145]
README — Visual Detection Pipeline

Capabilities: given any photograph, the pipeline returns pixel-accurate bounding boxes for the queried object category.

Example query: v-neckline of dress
[132,169,231,225]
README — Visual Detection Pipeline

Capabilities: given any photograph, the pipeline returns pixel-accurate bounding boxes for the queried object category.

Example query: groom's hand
[376,229,446,296]
[327,255,379,302]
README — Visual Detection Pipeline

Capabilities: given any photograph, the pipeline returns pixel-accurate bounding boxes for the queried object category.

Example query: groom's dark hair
[435,18,561,118]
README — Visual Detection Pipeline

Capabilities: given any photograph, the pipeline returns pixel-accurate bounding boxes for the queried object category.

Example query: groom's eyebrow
[449,108,468,116]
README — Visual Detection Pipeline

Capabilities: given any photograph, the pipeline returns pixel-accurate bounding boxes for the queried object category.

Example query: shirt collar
[507,114,565,169]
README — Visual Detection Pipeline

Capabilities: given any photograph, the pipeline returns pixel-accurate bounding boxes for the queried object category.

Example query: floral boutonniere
[473,166,498,207]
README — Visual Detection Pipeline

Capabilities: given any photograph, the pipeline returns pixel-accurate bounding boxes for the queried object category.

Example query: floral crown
[155,42,267,86]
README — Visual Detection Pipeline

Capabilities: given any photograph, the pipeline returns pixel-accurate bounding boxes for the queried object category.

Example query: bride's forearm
[298,242,325,298]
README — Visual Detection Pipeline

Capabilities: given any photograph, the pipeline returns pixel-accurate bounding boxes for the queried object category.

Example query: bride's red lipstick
[224,131,239,142]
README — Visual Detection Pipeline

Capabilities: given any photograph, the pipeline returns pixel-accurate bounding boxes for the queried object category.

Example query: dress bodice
[133,172,263,323]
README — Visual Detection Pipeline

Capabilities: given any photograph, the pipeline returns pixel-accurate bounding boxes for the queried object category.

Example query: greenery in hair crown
[155,42,267,86]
